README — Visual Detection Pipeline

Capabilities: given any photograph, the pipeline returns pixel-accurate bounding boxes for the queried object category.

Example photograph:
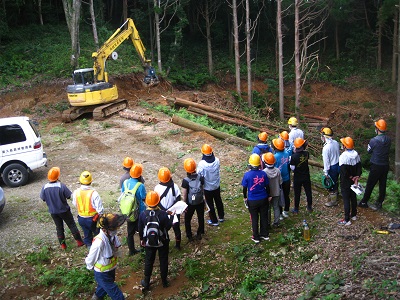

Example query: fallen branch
[119,109,158,123]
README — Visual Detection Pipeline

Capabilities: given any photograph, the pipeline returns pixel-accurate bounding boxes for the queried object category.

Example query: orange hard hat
[262,152,276,165]
[48,167,60,182]
[122,157,134,168]
[279,131,289,141]
[130,163,143,179]
[374,119,387,132]
[340,137,354,150]
[272,138,285,151]
[145,191,160,207]
[201,144,213,155]
[258,132,268,142]
[294,137,306,149]
[158,167,171,183]
[184,158,196,173]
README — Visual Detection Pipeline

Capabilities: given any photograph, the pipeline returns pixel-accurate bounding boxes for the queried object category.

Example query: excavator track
[62,99,128,122]
[93,99,128,121]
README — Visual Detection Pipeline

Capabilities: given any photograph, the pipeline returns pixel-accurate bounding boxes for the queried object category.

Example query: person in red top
[72,171,104,248]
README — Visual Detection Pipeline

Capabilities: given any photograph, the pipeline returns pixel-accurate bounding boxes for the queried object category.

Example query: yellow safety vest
[76,189,96,217]
[93,236,118,272]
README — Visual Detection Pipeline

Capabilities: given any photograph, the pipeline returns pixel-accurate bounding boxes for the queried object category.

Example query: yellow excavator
[63,18,158,122]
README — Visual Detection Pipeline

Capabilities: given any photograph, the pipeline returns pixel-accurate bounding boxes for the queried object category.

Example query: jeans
[94,269,124,300]
[78,215,98,247]
[328,163,340,193]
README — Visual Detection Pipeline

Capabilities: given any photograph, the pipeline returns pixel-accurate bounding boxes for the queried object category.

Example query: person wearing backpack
[197,144,224,226]
[72,171,104,249]
[119,163,146,256]
[181,158,205,241]
[138,191,173,291]
[154,167,182,250]
[119,156,145,188]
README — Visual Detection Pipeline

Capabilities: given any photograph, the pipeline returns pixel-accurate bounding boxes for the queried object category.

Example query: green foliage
[297,270,344,300]
[363,278,400,299]
[183,258,201,279]
[26,246,51,264]
[232,243,264,262]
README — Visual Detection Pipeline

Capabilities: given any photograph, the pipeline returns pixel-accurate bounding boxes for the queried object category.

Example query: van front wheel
[2,164,29,187]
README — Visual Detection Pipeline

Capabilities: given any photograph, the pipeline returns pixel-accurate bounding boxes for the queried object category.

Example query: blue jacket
[274,150,291,182]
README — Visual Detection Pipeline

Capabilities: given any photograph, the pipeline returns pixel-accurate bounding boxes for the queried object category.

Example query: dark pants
[50,209,81,244]
[328,163,340,193]
[144,240,169,282]
[172,214,181,242]
[78,215,99,247]
[341,185,357,222]
[127,220,138,254]
[293,177,312,210]
[362,163,389,204]
[94,269,124,300]
[205,187,224,223]
[185,202,205,238]
[282,180,291,211]
[247,198,269,239]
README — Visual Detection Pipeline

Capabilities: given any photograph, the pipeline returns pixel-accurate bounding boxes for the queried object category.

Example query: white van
[0,116,47,187]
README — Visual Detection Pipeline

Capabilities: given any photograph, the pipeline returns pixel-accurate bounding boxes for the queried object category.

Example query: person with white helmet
[241,154,271,243]
[40,167,84,250]
[85,213,126,300]
[320,127,341,207]
[359,119,391,211]
[287,117,304,151]
[72,171,104,249]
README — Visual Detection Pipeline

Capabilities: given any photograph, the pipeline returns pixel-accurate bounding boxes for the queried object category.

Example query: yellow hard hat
[288,117,298,126]
[79,171,92,185]
[320,127,333,136]
[248,154,261,167]
[98,213,126,230]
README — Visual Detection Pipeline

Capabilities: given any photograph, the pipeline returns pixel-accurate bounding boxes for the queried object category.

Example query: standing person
[139,191,173,291]
[272,138,291,218]
[288,117,304,150]
[359,119,392,211]
[85,213,126,300]
[290,138,313,213]
[182,158,205,241]
[72,171,104,249]
[252,132,272,159]
[197,144,224,226]
[337,137,362,226]
[154,167,182,250]
[241,154,271,243]
[119,163,146,256]
[40,167,84,250]
[119,156,145,188]
[262,153,283,228]
[279,131,293,156]
[320,127,341,207]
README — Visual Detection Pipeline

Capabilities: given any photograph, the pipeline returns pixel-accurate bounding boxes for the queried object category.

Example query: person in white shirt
[85,213,125,300]
[288,117,304,150]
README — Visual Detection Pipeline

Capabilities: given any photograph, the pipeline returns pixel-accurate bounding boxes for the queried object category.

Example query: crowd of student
[39,116,390,299]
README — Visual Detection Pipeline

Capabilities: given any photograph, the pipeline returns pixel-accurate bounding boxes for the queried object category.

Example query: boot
[175,240,181,250]
[141,276,151,292]
[325,193,338,207]
[58,236,67,250]
[73,232,85,247]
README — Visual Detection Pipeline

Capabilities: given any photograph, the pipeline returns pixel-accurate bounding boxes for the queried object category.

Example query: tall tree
[396,0,400,182]
[89,0,99,50]
[277,0,284,120]
[228,0,241,96]
[62,0,82,69]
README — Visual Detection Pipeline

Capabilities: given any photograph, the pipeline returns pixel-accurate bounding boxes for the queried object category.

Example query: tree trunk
[335,21,340,60]
[205,0,214,76]
[294,0,301,115]
[232,0,241,96]
[377,21,382,70]
[277,0,284,120]
[123,0,127,24]
[148,0,154,63]
[392,10,398,84]
[38,0,43,25]
[154,0,162,72]
[90,0,99,50]
[62,0,82,69]
[245,0,252,107]
[396,0,400,182]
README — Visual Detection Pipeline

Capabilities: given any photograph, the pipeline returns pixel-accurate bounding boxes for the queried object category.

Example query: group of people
[40,143,225,299]
[242,117,391,243]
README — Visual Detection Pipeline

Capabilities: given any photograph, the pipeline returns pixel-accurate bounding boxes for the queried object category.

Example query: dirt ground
[0,75,398,299]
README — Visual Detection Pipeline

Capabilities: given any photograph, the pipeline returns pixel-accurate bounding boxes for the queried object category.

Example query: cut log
[119,109,158,123]
[284,111,329,121]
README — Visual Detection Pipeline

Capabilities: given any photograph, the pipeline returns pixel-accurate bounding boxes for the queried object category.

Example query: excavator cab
[72,68,95,85]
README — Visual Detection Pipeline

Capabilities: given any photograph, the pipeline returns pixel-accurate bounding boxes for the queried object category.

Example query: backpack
[144,210,163,247]
[185,174,204,205]
[119,181,142,222]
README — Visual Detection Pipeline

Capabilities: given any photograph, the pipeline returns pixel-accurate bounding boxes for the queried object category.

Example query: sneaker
[218,218,225,223]
[195,234,202,241]
[307,206,313,212]
[61,243,67,250]
[282,211,289,218]
[260,236,270,241]
[369,202,382,211]
[291,208,299,214]
[207,220,219,226]
[351,216,357,221]
[358,201,368,208]
[129,248,141,256]
[187,236,194,242]
[162,280,170,288]
[338,219,351,226]
[279,215,284,221]
[251,236,260,243]
[91,293,102,300]
[325,200,338,207]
